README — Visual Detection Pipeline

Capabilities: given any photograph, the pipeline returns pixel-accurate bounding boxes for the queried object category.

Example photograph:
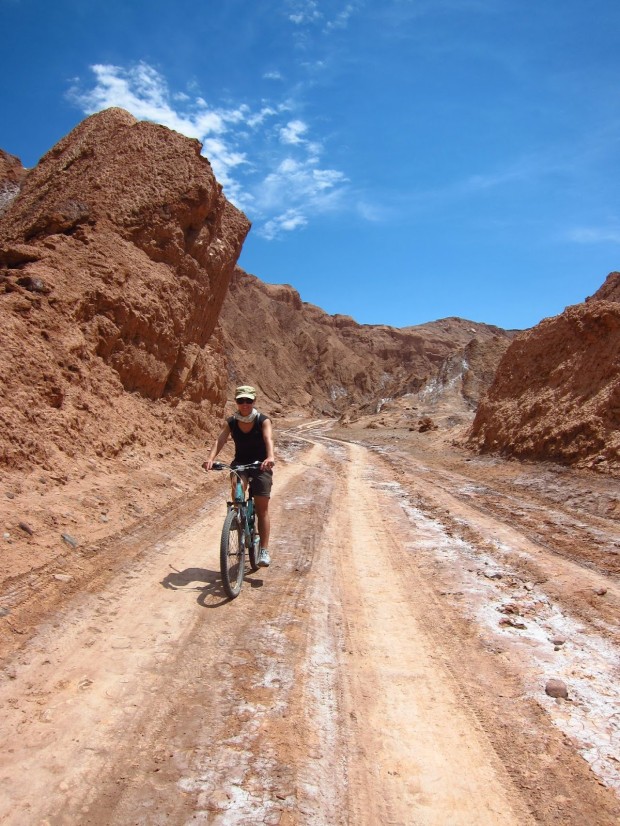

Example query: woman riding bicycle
[203,385,275,567]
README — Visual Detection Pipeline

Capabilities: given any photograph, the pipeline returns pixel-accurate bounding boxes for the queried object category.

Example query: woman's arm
[202,423,231,470]
[261,418,275,470]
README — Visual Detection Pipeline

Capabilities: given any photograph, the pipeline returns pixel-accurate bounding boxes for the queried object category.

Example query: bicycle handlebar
[211,461,263,472]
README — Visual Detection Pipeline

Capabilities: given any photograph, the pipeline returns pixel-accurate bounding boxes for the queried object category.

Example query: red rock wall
[0,149,26,217]
[0,109,250,470]
[469,277,620,473]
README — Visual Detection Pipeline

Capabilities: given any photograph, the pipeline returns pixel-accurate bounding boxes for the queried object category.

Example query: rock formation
[0,150,26,216]
[219,268,512,418]
[588,270,620,303]
[0,108,250,471]
[469,272,620,473]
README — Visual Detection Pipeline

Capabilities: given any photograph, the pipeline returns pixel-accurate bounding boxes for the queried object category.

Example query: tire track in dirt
[329,441,536,826]
[374,446,620,578]
[309,429,620,824]
[0,442,345,825]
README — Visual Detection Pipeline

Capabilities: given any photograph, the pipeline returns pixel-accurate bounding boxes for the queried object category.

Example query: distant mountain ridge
[219,268,513,417]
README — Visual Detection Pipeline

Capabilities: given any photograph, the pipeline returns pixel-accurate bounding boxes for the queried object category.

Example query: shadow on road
[161,566,228,607]
[161,566,264,607]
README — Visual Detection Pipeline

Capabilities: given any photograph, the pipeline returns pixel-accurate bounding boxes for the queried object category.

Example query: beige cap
[235,385,257,400]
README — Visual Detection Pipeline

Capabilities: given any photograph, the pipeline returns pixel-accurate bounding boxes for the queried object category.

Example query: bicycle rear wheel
[220,508,245,599]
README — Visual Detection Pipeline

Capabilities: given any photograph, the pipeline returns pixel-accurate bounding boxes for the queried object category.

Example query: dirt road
[0,424,619,824]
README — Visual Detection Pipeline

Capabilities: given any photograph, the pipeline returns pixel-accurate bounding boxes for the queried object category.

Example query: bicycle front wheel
[220,509,245,599]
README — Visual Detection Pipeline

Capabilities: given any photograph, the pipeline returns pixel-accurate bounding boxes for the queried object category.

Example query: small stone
[594,587,607,596]
[499,617,526,630]
[53,574,72,583]
[16,275,50,294]
[61,533,78,548]
[499,603,520,615]
[545,678,568,699]
[550,636,566,646]
[5,492,14,500]
[0,607,10,617]
[18,521,34,536]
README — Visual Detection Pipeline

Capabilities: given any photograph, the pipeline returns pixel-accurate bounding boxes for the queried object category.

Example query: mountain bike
[210,461,262,599]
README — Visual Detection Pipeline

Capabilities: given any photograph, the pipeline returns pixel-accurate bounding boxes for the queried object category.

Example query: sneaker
[257,548,271,568]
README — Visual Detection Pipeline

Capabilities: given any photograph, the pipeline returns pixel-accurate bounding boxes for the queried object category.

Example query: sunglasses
[236,398,254,405]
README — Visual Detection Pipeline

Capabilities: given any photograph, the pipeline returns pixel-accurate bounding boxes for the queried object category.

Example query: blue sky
[1,0,619,329]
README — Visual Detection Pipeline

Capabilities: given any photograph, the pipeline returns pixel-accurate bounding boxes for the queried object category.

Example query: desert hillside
[1,108,249,476]
[0,108,514,589]
[219,267,513,424]
[469,270,620,473]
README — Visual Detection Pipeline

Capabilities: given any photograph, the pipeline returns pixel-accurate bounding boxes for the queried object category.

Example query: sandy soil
[0,421,619,825]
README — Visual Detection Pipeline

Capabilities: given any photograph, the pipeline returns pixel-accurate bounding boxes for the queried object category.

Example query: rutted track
[0,428,618,824]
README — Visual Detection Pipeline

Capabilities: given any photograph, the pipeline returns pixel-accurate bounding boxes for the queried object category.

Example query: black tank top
[227,414,269,465]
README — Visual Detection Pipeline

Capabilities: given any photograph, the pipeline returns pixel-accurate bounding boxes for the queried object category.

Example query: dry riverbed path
[0,424,619,824]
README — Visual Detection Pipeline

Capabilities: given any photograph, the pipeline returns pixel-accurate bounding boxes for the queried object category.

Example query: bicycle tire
[220,508,245,599]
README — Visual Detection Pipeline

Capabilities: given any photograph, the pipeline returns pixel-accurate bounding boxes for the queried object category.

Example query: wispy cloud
[286,0,363,32]
[288,0,323,25]
[567,226,620,245]
[325,2,361,30]
[280,119,309,145]
[261,209,309,240]
[68,62,349,239]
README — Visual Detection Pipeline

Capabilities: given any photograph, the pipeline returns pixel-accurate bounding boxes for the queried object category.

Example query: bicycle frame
[230,467,255,549]
[211,461,262,597]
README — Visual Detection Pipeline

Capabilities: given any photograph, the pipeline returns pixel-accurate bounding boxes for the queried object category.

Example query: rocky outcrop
[469,272,620,473]
[0,108,250,470]
[588,271,620,304]
[0,150,26,216]
[219,268,512,416]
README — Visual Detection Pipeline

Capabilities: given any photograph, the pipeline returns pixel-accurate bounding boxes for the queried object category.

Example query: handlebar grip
[211,462,225,470]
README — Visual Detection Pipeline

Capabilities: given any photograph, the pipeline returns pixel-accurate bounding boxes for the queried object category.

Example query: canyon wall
[0,108,250,471]
[469,272,620,473]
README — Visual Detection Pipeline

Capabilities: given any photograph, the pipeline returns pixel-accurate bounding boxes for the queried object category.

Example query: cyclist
[203,385,275,567]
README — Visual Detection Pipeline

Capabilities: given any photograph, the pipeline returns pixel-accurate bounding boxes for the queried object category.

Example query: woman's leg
[230,472,248,502]
[254,495,270,548]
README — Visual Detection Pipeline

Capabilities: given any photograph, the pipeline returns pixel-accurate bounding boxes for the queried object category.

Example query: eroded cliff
[219,268,512,420]
[0,108,250,471]
[469,272,620,473]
